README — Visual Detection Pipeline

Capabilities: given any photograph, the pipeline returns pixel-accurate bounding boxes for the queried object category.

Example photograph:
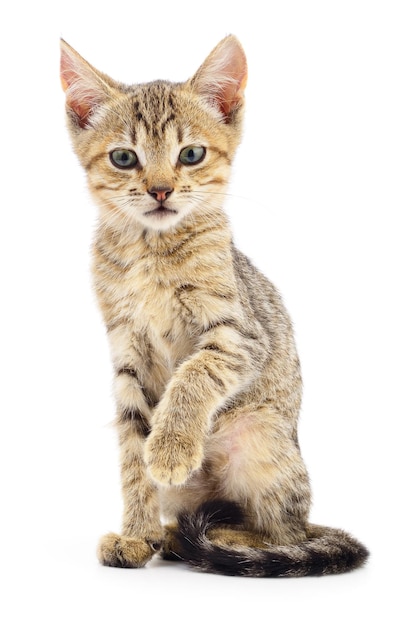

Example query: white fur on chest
[106,257,197,389]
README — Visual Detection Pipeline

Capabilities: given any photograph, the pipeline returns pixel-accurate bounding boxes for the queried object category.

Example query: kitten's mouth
[144,206,178,218]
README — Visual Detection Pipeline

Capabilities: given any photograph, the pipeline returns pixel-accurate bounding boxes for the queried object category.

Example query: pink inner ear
[60,44,104,127]
[191,36,248,119]
[218,59,247,117]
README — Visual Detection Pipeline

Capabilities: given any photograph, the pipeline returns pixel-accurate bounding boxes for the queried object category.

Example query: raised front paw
[144,429,204,486]
[97,533,161,568]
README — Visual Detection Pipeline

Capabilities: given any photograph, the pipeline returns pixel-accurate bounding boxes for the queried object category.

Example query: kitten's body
[61,36,368,576]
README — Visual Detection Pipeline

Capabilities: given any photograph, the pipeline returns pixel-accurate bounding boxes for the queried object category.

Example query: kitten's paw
[144,430,204,486]
[97,533,161,568]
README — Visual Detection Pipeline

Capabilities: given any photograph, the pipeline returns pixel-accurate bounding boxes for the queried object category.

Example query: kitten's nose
[147,186,174,203]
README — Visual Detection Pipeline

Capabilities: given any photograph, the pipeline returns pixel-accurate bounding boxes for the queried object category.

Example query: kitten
[60,35,368,576]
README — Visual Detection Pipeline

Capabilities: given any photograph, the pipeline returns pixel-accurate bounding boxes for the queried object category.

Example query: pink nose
[148,186,174,202]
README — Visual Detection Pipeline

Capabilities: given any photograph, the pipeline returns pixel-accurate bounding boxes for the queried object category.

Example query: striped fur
[172,500,369,577]
[61,36,368,575]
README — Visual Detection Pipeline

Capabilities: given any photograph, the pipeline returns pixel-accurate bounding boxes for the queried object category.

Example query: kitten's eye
[110,149,138,169]
[179,146,206,166]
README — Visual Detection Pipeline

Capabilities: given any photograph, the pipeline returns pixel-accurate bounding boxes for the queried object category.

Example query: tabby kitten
[60,35,368,576]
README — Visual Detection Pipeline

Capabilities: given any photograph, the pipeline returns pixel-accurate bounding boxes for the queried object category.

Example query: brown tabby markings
[61,36,368,576]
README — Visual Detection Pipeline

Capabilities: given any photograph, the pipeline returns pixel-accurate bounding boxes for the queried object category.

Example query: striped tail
[171,500,369,577]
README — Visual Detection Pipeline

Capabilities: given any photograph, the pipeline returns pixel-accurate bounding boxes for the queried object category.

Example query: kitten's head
[60,36,247,233]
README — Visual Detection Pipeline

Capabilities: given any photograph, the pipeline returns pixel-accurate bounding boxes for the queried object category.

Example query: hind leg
[207,405,311,545]
[160,405,310,553]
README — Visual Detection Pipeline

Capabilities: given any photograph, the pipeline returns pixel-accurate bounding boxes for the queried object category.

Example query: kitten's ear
[189,35,247,120]
[60,39,114,128]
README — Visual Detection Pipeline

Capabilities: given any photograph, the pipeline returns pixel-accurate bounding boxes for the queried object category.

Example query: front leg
[144,322,263,486]
[144,401,205,486]
[98,368,163,568]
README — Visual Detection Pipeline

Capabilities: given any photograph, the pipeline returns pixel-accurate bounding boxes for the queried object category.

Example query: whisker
[192,189,269,211]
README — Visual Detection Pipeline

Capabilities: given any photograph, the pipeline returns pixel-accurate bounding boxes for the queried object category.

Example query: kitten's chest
[93,229,235,371]
[95,247,197,363]
[136,279,191,353]
[138,283,196,375]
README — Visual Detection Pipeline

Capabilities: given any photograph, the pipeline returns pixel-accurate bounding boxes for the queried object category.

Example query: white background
[1,1,397,624]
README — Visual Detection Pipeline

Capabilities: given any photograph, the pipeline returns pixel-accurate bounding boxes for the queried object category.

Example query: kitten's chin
[144,207,178,219]
[139,207,185,232]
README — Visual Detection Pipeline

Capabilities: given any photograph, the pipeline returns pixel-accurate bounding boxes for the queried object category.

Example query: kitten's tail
[170,500,369,577]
